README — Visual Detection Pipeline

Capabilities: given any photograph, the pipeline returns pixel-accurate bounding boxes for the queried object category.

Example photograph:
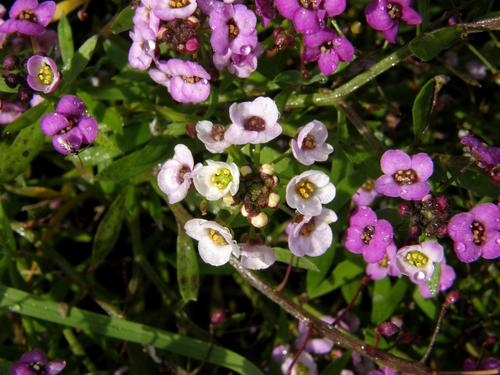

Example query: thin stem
[331,275,371,328]
[287,323,312,375]
[275,255,294,292]
[420,301,450,363]
[432,371,500,375]
[467,43,497,73]
[270,149,292,165]
[229,257,429,375]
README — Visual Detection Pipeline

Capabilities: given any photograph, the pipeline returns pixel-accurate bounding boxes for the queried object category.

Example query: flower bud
[260,163,274,176]
[240,165,253,177]
[240,204,249,217]
[398,203,411,217]
[4,73,19,88]
[3,55,18,71]
[17,86,32,102]
[445,290,460,305]
[376,322,399,337]
[484,335,497,347]
[210,309,226,325]
[250,212,268,228]
[267,192,280,208]
[185,37,199,53]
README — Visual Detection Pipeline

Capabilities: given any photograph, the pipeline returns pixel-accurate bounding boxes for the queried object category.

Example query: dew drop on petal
[240,45,252,55]
[201,79,209,85]
[415,271,426,281]
[456,243,466,252]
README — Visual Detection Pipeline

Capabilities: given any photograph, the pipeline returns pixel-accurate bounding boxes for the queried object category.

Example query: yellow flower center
[37,63,54,85]
[361,178,375,191]
[296,362,310,375]
[393,169,418,185]
[211,168,233,190]
[405,250,429,268]
[378,254,390,268]
[295,179,316,200]
[470,220,485,245]
[208,229,228,246]
[18,9,38,22]
[169,0,190,8]
[301,134,316,150]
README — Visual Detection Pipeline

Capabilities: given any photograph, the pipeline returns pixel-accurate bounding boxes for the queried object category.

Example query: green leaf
[0,122,45,183]
[59,35,98,90]
[306,245,336,294]
[176,224,199,303]
[111,6,134,34]
[371,278,408,324]
[90,190,127,269]
[3,101,51,134]
[427,262,441,297]
[0,284,264,375]
[0,78,17,93]
[0,201,15,280]
[308,259,364,299]
[97,137,173,182]
[409,27,460,61]
[272,70,327,87]
[412,287,438,320]
[273,248,320,272]
[58,12,74,69]
[77,91,124,134]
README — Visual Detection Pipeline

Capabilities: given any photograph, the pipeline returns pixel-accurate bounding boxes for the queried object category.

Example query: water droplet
[415,271,426,280]
[10,304,21,311]
[145,40,156,53]
[360,345,366,351]
[401,188,408,194]
[240,45,252,55]
[201,79,209,85]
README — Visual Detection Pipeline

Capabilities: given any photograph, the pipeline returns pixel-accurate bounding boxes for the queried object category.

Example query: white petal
[184,219,208,241]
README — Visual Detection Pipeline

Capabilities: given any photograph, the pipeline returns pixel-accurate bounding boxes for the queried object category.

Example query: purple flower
[418,262,456,298]
[239,241,276,269]
[275,0,346,35]
[153,0,197,21]
[11,348,65,375]
[461,135,500,169]
[368,368,398,375]
[396,241,444,284]
[303,30,355,75]
[344,206,394,263]
[195,120,231,153]
[375,149,433,201]
[296,316,335,354]
[0,101,26,125]
[255,0,275,26]
[157,144,194,204]
[448,203,500,263]
[466,60,487,80]
[213,44,262,78]
[128,27,157,71]
[288,208,338,257]
[40,95,98,155]
[149,59,211,103]
[281,352,318,375]
[286,170,336,216]
[365,0,422,43]
[352,179,379,207]
[225,96,281,144]
[366,243,401,280]
[0,0,56,37]
[26,55,60,93]
[291,120,334,165]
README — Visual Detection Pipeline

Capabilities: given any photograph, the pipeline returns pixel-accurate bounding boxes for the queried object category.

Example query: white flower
[224,96,282,144]
[195,120,231,153]
[157,144,194,204]
[396,241,444,284]
[192,160,240,201]
[184,219,240,266]
[240,242,276,269]
[291,120,334,166]
[286,170,336,216]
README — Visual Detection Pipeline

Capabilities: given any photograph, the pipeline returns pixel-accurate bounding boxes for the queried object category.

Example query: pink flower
[153,0,197,21]
[352,179,379,207]
[157,144,194,204]
[0,0,56,37]
[0,101,26,125]
[11,348,65,375]
[26,55,60,93]
[365,0,422,43]
[225,97,282,144]
[239,241,276,269]
[418,262,456,298]
[448,203,500,263]
[303,30,354,75]
[344,206,394,263]
[366,243,400,280]
[375,149,433,201]
[396,241,444,284]
[149,59,211,104]
[195,120,231,153]
[291,120,334,165]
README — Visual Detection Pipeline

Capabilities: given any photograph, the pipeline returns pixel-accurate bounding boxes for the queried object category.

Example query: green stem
[467,43,498,74]
[62,328,97,372]
[270,149,292,165]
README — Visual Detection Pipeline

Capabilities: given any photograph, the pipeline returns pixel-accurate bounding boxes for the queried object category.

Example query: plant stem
[421,301,450,364]
[270,149,292,165]
[229,257,429,375]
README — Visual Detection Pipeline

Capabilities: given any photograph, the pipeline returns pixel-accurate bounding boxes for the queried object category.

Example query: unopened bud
[223,194,236,206]
[3,55,18,71]
[483,335,497,347]
[376,322,399,337]
[210,309,226,325]
[240,165,253,177]
[260,163,274,176]
[186,123,197,138]
[250,212,268,228]
[267,192,280,208]
[398,203,411,217]
[17,86,32,102]
[445,290,460,305]
[390,316,403,329]
[4,73,19,88]
[240,204,249,217]
[185,37,199,53]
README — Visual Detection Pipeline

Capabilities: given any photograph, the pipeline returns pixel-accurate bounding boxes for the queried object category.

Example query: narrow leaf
[58,12,74,69]
[59,35,98,90]
[0,122,45,183]
[413,288,438,320]
[176,225,199,303]
[371,278,408,324]
[0,285,264,375]
[273,248,320,272]
[427,262,441,297]
[308,259,364,299]
[111,6,134,34]
[90,190,127,269]
[3,101,50,134]
[409,27,460,61]
[412,78,435,140]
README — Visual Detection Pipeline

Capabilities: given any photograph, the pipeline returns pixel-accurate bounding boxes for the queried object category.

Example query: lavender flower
[26,55,60,93]
[461,135,500,171]
[225,97,282,144]
[239,241,276,269]
[192,160,240,200]
[275,0,346,35]
[213,44,262,78]
[0,0,56,36]
[195,120,231,153]
[366,243,401,280]
[153,0,197,21]
[352,179,379,207]
[344,206,394,263]
[303,30,355,75]
[157,144,194,204]
[296,316,335,354]
[288,208,338,257]
[396,241,444,284]
[365,0,422,43]
[40,95,99,155]
[286,170,336,216]
[0,101,26,125]
[149,59,211,104]
[281,352,318,375]
[11,348,65,375]
[448,203,500,263]
[291,120,334,165]
[184,218,240,266]
[418,262,456,298]
[375,149,433,201]
[128,0,160,71]
[255,0,275,26]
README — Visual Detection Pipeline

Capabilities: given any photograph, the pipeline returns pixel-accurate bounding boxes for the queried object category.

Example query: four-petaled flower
[157,144,194,204]
[0,0,56,37]
[366,243,400,280]
[286,170,336,216]
[375,149,433,201]
[11,348,66,375]
[26,55,60,93]
[196,120,231,154]
[184,218,240,266]
[192,160,240,200]
[291,120,334,165]
[396,240,444,284]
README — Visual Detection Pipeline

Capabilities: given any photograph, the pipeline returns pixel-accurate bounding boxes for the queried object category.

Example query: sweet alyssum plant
[0,0,499,374]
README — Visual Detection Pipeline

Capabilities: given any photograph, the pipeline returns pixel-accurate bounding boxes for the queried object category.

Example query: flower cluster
[11,348,66,375]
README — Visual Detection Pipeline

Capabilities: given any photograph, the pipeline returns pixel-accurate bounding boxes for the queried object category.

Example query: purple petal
[56,95,85,116]
[350,206,378,227]
[0,19,46,36]
[293,8,322,35]
[453,240,481,263]
[471,203,500,230]
[367,262,388,280]
[317,50,339,75]
[46,360,66,375]
[375,175,402,197]
[401,6,422,25]
[18,348,47,365]
[324,0,346,17]
[399,181,430,200]
[448,212,473,242]
[380,149,411,175]
[411,153,433,181]
[78,116,99,144]
[344,227,364,253]
[481,232,500,260]
[34,1,56,27]
[52,128,83,155]
[275,0,299,19]
[40,113,69,136]
[365,0,393,30]
[383,23,399,43]
[9,0,38,18]
[332,36,355,62]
